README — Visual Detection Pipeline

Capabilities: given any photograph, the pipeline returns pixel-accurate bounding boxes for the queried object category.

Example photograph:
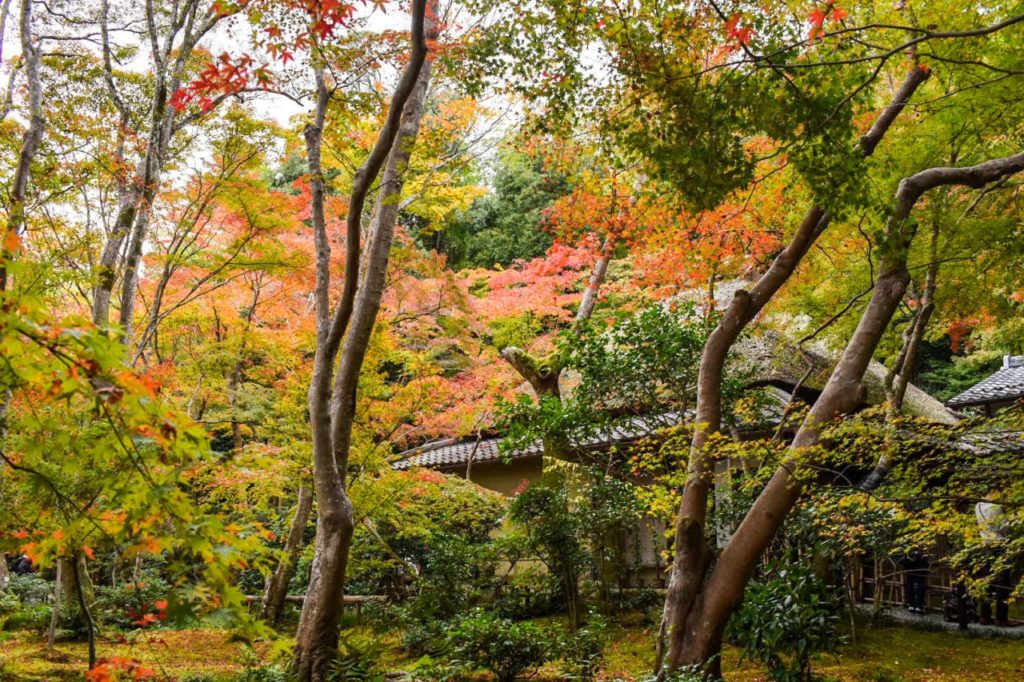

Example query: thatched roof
[734,330,958,425]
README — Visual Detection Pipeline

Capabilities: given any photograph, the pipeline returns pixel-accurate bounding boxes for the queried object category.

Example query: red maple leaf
[724,13,740,38]
[724,13,754,47]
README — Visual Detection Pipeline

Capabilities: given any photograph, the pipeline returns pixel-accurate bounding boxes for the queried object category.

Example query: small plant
[6,574,53,604]
[234,665,288,682]
[0,581,52,632]
[492,561,561,620]
[728,562,842,682]
[553,616,608,681]
[326,632,386,682]
[233,649,288,682]
[638,661,713,682]
[93,576,171,630]
[84,657,158,681]
[400,620,448,657]
[508,481,588,630]
[446,609,548,682]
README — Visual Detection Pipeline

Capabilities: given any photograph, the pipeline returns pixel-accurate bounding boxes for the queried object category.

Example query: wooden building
[393,330,962,589]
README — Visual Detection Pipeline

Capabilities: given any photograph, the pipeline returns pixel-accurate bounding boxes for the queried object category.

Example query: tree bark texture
[46,557,62,650]
[0,0,43,293]
[291,2,432,678]
[91,0,227,338]
[262,483,313,626]
[861,221,942,491]
[72,552,98,669]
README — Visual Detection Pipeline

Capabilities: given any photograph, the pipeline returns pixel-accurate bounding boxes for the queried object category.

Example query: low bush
[446,609,548,682]
[6,574,53,603]
[608,587,662,614]
[0,575,53,632]
[492,562,562,620]
[233,664,287,682]
[728,562,842,682]
[552,616,608,682]
[400,619,448,657]
[326,631,387,682]
[93,577,171,630]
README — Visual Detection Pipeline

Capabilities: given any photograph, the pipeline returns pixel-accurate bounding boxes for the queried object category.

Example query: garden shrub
[407,534,497,622]
[6,574,53,603]
[325,631,387,682]
[406,654,464,682]
[728,561,842,682]
[348,469,504,619]
[0,575,53,632]
[93,576,171,630]
[0,590,51,632]
[446,609,548,682]
[552,616,608,681]
[492,561,561,620]
[508,481,588,629]
[401,619,449,657]
[608,587,662,614]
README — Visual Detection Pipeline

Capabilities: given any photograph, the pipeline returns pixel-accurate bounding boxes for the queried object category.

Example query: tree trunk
[889,222,939,411]
[575,237,614,325]
[656,64,931,676]
[117,201,155,344]
[60,554,95,620]
[861,220,941,491]
[291,3,431,678]
[0,0,44,293]
[46,558,62,650]
[664,148,1024,675]
[499,233,617,401]
[262,484,313,626]
[91,0,228,333]
[681,259,913,668]
[72,553,98,669]
[291,69,356,680]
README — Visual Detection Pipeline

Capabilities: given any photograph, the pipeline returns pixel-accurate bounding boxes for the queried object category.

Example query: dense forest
[1,1,1023,681]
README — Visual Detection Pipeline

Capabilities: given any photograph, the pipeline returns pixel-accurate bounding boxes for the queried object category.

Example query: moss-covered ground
[1,620,1022,680]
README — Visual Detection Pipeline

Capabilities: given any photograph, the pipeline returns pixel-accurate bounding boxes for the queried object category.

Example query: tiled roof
[394,407,1024,473]
[392,437,538,470]
[393,413,684,471]
[948,357,1024,408]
